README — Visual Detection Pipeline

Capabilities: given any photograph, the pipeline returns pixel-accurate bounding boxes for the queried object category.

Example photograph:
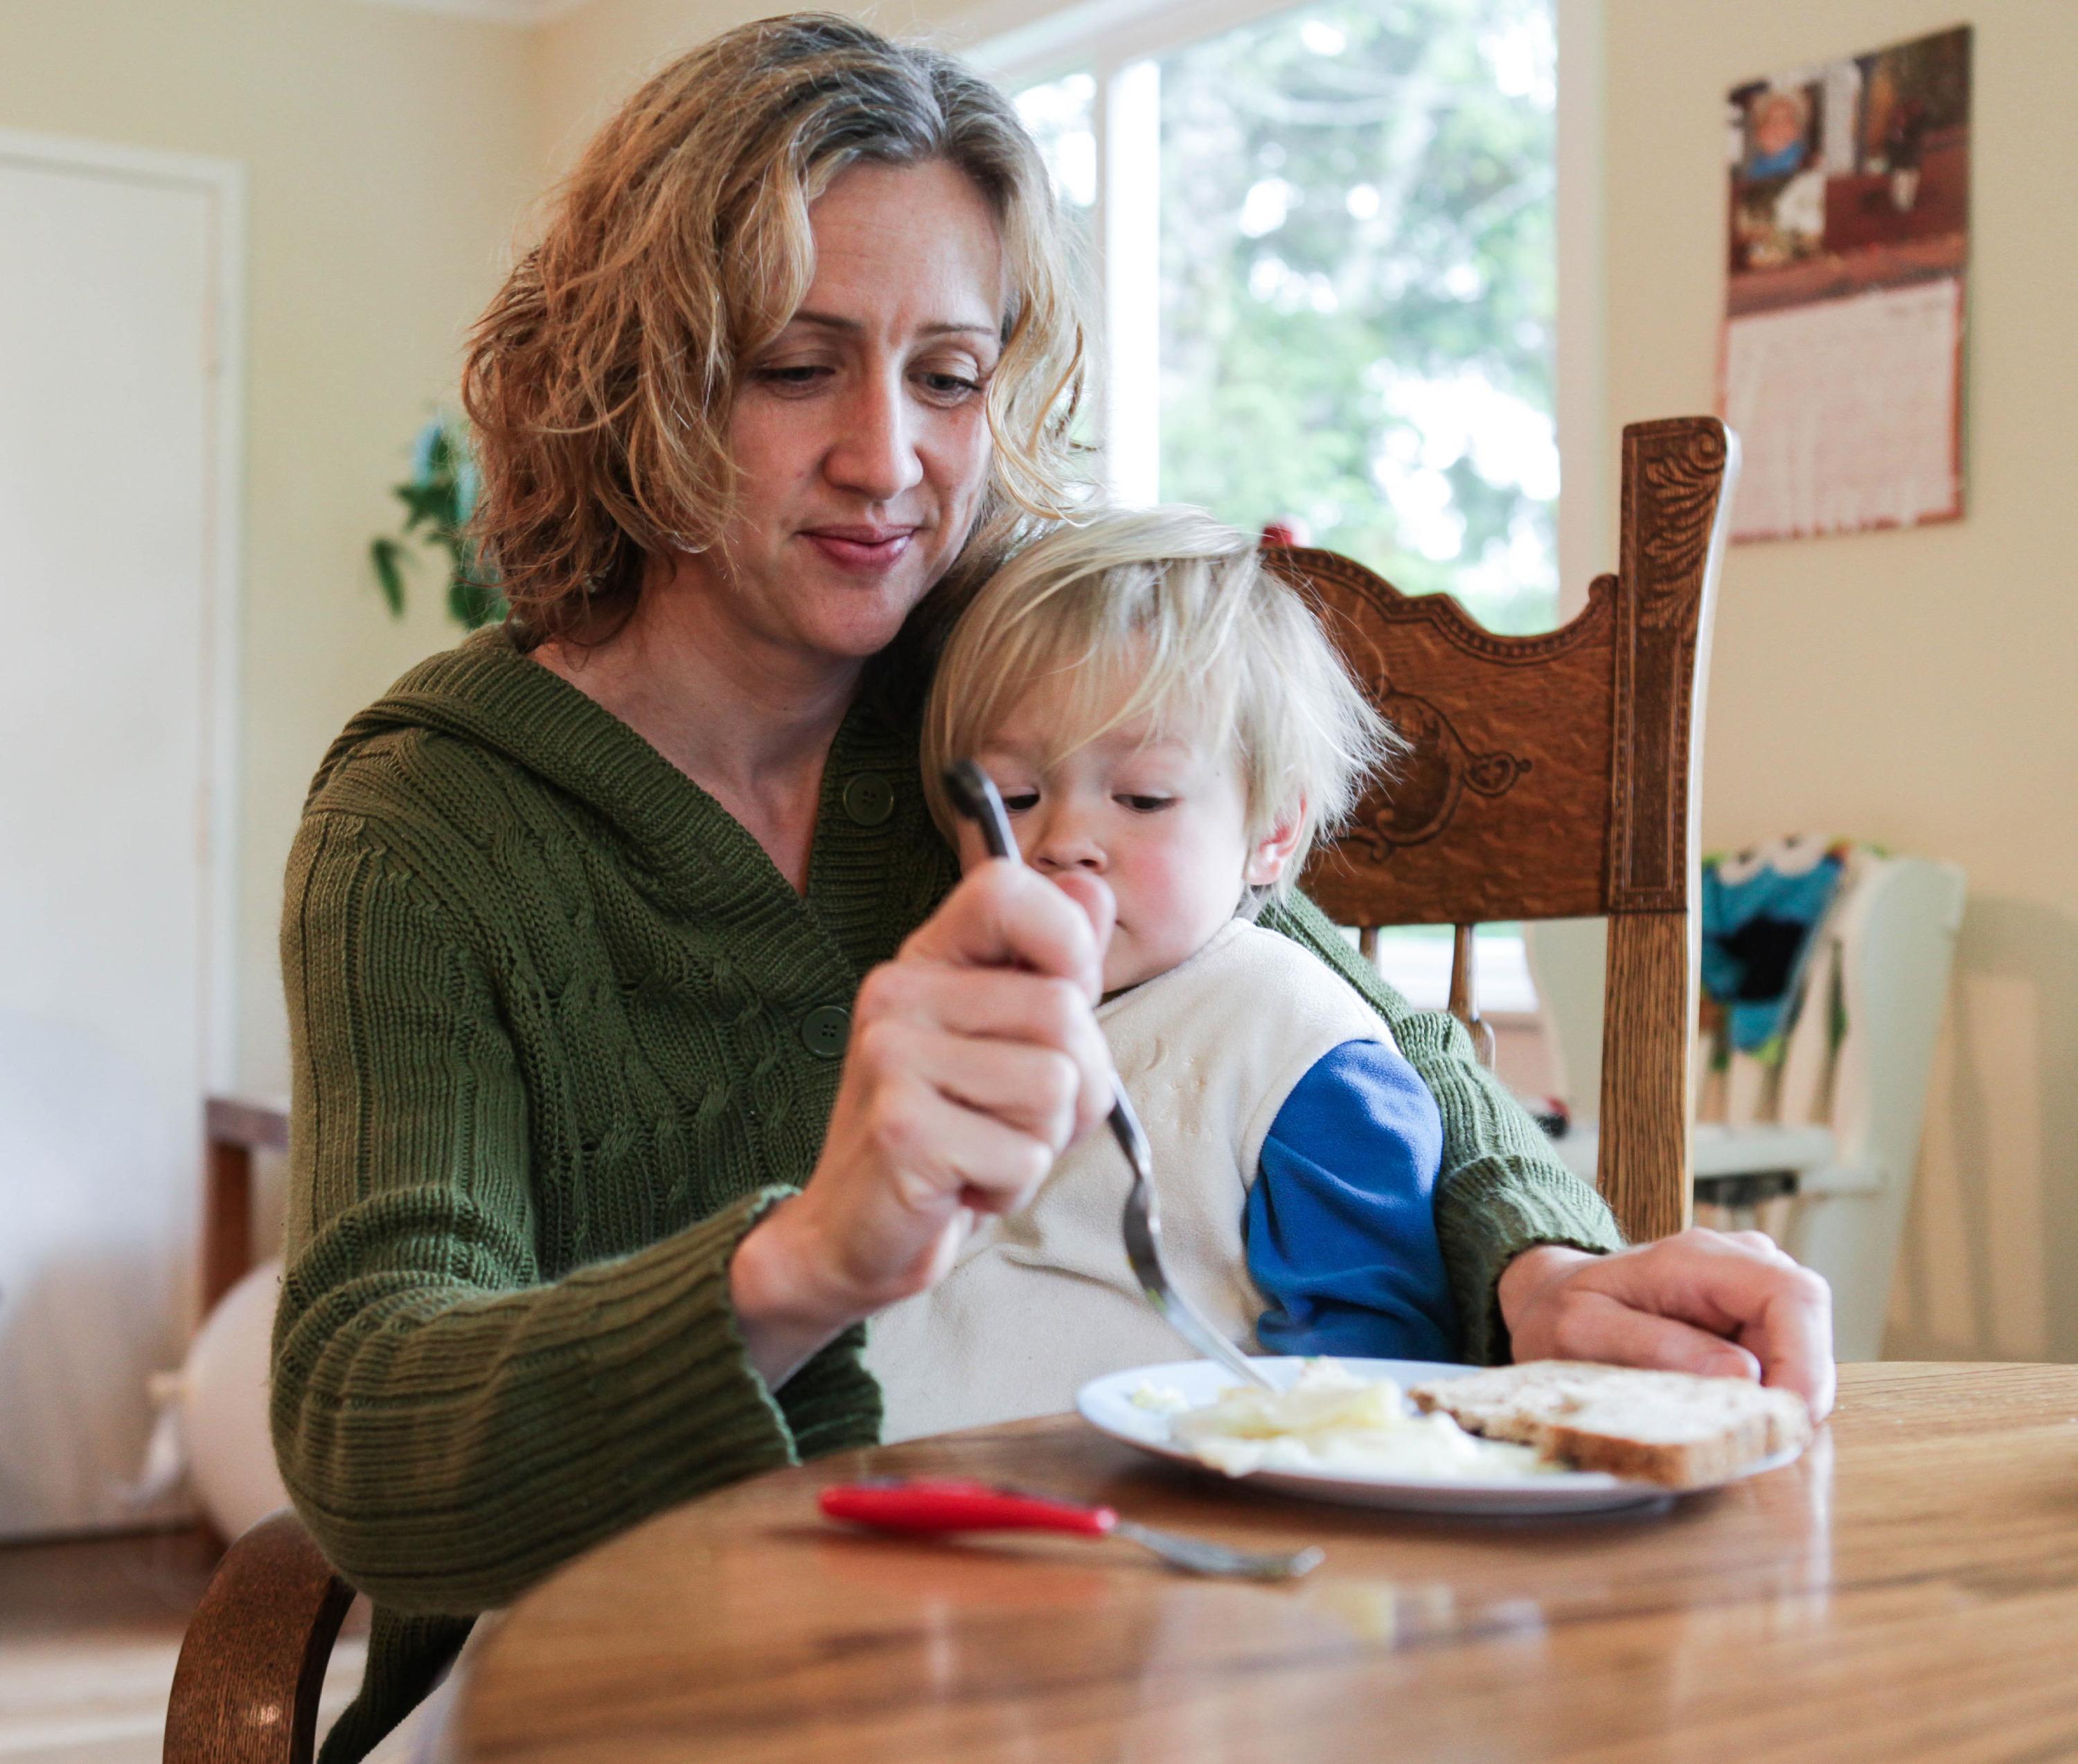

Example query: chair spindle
[1448,924,1498,1069]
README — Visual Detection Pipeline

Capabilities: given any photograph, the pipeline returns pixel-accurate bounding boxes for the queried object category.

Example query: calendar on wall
[1721,25,1971,542]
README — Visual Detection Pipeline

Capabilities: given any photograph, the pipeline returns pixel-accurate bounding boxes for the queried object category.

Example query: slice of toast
[1410,1362,1813,1489]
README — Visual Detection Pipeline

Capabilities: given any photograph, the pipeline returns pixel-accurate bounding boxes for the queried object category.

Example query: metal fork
[822,1478,1322,1580]
[943,760,1277,1393]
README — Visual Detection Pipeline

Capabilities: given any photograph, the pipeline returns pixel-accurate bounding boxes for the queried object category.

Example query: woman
[275,17,1831,1761]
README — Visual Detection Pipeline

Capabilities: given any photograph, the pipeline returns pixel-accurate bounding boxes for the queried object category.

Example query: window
[1011,70,1096,233]
[996,0,1556,1016]
[1004,0,1558,635]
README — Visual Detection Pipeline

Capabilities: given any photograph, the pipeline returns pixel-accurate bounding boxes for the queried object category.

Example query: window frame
[974,0,1305,504]
[966,0,1304,93]
[969,0,1606,605]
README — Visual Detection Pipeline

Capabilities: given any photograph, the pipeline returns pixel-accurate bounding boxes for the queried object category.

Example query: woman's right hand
[729,859,1117,1385]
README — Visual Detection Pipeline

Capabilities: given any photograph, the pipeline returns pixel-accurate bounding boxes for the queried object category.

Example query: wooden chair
[164,1510,355,1764]
[1278,413,1738,1244]
[164,412,1737,1763]
[202,1096,290,1316]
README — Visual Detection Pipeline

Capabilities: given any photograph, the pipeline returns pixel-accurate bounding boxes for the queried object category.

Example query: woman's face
[693,158,1006,671]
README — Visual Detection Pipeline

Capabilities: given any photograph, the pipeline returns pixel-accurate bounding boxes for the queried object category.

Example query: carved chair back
[1272,416,1739,1243]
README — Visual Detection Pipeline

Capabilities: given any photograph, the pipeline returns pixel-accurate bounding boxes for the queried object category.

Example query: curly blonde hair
[462,12,1087,646]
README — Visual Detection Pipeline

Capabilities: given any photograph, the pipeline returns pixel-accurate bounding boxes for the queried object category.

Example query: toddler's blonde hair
[922,506,1398,900]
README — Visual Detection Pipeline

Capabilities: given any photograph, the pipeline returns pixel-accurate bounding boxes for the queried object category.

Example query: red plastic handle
[819,1478,1117,1538]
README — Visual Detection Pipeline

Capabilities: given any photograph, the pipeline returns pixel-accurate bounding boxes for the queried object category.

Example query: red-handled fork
[819,1478,1323,1580]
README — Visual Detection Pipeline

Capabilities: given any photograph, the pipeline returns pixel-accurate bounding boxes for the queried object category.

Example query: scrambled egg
[1162,1360,1548,1479]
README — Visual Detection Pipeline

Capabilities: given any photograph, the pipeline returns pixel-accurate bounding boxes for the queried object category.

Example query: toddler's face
[960,679,1295,992]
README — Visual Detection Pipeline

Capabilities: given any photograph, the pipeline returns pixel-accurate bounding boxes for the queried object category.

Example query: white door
[0,136,239,1537]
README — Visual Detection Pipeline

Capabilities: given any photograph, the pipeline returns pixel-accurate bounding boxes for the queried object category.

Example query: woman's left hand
[1496,1229,1836,1420]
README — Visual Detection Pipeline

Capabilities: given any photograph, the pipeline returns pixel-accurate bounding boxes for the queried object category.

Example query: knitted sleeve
[1256,893,1623,1364]
[272,812,879,1616]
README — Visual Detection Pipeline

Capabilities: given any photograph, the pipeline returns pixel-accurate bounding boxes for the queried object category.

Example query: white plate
[1076,1357,1804,1517]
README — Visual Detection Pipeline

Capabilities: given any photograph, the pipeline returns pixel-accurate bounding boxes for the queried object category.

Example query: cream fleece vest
[864,919,1392,1442]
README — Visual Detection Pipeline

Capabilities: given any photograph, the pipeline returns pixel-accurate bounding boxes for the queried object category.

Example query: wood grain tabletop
[456,1364,2078,1763]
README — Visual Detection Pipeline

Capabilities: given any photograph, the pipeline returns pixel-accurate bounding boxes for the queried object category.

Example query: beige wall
[0,0,542,1096]
[1601,2,2078,1360]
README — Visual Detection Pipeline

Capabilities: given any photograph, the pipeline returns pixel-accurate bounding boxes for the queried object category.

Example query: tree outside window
[1015,0,1557,636]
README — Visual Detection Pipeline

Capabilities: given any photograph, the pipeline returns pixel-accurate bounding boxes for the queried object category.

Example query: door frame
[0,127,247,1094]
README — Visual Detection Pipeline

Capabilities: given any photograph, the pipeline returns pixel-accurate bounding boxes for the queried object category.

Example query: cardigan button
[841,773,895,827]
[800,1004,852,1058]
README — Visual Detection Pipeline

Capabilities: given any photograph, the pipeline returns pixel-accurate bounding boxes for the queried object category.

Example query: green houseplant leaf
[370,413,507,630]
[369,536,407,617]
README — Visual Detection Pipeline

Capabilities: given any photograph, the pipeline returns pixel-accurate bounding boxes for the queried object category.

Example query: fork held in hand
[942,760,1276,1393]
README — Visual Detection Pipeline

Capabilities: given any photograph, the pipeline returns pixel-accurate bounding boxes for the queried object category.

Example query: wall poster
[1721,25,1971,542]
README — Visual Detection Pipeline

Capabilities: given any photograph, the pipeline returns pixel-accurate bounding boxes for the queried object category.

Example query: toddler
[864,507,1460,1441]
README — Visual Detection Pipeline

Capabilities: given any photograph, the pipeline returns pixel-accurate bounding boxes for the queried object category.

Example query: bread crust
[1411,1361,1813,1489]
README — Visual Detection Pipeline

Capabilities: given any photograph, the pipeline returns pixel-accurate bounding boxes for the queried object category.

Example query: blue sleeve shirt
[1243,1037,1462,1364]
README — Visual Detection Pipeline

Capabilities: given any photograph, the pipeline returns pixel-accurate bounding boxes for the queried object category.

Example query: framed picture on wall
[1721,25,1971,542]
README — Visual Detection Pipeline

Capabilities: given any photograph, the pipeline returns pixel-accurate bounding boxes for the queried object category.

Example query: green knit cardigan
[274,628,1619,1761]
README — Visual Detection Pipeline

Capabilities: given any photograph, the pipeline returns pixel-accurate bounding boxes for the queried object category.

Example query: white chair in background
[1534,851,1966,1361]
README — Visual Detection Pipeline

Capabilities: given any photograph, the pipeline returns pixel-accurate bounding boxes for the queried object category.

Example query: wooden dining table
[454,1364,2078,1763]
